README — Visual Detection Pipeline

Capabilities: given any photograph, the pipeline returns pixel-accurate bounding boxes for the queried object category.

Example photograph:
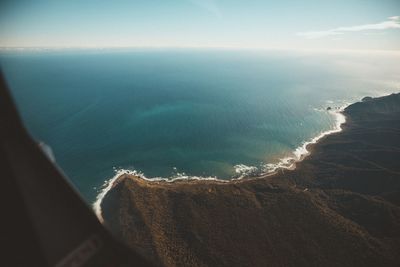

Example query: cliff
[101,93,400,267]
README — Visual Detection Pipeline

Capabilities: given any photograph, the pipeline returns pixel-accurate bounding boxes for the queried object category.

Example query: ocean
[1,49,399,202]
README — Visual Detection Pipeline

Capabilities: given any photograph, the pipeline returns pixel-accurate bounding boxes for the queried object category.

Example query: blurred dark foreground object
[0,72,153,267]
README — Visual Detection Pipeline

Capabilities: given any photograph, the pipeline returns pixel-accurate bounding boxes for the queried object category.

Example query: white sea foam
[233,164,259,178]
[233,104,348,176]
[93,169,143,222]
[313,107,325,112]
[93,168,226,221]
[259,104,348,173]
[93,103,349,221]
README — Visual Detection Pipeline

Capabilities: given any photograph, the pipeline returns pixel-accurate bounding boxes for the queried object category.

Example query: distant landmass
[100,93,400,267]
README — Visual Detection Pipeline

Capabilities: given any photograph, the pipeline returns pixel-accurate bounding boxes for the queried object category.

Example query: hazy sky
[1,0,399,51]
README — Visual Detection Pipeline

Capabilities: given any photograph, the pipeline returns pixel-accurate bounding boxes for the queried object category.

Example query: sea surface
[1,49,399,202]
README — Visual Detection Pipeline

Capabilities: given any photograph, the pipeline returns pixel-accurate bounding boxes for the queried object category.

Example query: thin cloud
[297,16,400,39]
[188,0,222,18]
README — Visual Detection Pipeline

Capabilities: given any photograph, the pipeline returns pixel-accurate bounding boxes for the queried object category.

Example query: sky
[0,0,399,51]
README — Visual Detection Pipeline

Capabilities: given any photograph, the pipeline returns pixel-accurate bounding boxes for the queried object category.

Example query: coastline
[93,102,348,221]
[98,92,400,267]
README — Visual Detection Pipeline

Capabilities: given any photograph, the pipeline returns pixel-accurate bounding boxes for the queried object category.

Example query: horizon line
[1,45,400,55]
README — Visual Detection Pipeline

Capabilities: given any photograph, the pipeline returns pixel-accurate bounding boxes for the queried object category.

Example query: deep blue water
[1,49,399,202]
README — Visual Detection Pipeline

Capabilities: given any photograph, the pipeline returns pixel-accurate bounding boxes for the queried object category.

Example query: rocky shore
[100,93,400,267]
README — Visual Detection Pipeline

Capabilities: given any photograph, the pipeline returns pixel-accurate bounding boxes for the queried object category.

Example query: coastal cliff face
[101,93,400,267]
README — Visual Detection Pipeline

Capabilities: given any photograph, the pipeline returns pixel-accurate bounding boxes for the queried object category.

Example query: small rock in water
[326,107,332,111]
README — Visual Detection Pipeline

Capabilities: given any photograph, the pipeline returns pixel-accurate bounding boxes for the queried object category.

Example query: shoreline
[98,92,400,266]
[93,102,349,221]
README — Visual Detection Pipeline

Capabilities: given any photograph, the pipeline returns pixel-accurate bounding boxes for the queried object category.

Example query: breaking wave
[235,104,347,176]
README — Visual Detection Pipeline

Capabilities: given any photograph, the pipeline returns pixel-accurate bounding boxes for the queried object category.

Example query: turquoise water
[1,49,399,202]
